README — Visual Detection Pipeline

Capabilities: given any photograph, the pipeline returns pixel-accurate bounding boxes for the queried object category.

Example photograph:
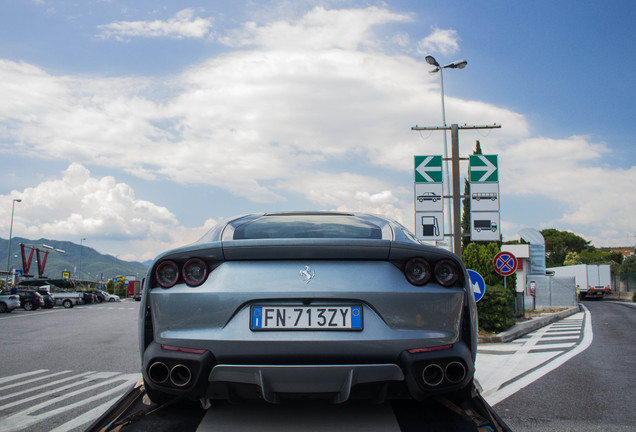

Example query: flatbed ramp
[88,381,510,432]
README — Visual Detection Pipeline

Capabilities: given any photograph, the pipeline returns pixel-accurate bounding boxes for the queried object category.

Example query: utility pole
[411,123,500,256]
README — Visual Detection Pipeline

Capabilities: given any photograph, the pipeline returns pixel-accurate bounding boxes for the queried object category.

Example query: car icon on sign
[417,192,441,202]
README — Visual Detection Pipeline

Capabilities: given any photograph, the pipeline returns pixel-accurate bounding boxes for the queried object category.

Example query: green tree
[104,279,114,294]
[619,254,636,273]
[579,248,622,267]
[563,251,581,266]
[541,229,590,267]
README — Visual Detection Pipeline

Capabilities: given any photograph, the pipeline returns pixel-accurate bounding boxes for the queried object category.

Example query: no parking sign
[493,251,517,276]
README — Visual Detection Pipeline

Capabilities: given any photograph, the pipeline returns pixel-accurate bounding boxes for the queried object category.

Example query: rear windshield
[232,214,383,240]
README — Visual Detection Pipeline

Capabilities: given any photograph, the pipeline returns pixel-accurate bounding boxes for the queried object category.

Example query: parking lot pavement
[475,307,590,406]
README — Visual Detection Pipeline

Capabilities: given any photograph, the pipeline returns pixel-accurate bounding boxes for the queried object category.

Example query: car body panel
[0,293,20,312]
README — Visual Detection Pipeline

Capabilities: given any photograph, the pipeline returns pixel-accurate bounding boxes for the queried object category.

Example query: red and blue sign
[467,269,486,303]
[493,251,518,276]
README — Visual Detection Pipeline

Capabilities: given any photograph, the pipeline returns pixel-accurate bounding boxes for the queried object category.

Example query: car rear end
[0,294,20,312]
[140,213,477,403]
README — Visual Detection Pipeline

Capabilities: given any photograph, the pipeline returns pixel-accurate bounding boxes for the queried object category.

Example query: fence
[613,272,636,292]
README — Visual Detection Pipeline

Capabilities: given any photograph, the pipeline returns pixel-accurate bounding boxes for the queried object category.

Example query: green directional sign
[469,155,498,182]
[414,155,443,183]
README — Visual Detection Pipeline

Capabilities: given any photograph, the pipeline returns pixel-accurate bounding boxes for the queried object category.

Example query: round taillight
[405,258,432,286]
[434,259,459,287]
[155,260,179,288]
[182,258,208,287]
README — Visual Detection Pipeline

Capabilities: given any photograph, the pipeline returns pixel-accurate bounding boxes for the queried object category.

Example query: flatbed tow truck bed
[87,380,511,432]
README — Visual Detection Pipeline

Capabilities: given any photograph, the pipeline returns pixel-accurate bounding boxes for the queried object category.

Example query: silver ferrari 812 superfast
[139,212,478,404]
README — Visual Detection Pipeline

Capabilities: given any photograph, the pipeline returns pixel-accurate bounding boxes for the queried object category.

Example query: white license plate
[250,305,362,331]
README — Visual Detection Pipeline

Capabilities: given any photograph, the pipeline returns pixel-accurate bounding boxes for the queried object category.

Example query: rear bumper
[142,340,474,403]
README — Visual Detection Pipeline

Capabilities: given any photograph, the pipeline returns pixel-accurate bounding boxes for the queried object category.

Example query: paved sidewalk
[478,305,581,344]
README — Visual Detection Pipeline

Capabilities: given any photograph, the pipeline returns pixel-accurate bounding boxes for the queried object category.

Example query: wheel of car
[63,299,73,309]
[109,298,115,302]
[23,301,33,311]
[0,303,6,313]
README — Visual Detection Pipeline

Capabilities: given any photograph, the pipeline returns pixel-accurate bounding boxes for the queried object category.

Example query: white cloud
[97,8,214,41]
[0,164,209,261]
[0,5,633,258]
[417,28,460,56]
[500,135,636,247]
[221,6,411,50]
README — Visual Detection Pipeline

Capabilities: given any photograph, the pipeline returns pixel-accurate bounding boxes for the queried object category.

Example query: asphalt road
[0,301,140,432]
[2,299,634,431]
[0,300,140,375]
[496,301,636,431]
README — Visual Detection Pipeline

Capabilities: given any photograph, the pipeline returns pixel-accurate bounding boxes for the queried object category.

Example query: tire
[23,301,33,311]
[109,298,115,302]
[0,303,7,313]
[63,299,73,309]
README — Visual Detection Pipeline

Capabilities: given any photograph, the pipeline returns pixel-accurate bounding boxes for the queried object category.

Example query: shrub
[477,284,515,333]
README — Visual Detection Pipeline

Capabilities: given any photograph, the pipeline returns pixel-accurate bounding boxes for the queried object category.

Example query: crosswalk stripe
[0,369,50,386]
[1,375,138,432]
[48,393,125,432]
[0,372,121,412]
[0,371,92,402]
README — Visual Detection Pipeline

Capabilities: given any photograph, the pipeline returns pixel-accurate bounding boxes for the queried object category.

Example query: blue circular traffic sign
[467,269,486,303]
[493,251,517,276]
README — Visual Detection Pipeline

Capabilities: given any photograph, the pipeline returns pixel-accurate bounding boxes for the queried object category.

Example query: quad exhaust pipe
[421,361,466,387]
[148,361,192,388]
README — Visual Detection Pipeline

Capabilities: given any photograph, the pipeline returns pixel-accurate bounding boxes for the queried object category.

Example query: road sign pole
[451,124,461,256]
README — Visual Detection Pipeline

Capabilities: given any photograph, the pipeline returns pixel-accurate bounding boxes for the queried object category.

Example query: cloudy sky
[1,0,634,264]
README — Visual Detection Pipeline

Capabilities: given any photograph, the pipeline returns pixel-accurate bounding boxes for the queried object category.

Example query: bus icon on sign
[472,192,497,201]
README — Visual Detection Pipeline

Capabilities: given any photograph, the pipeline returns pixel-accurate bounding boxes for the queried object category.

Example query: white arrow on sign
[472,155,497,182]
[472,280,482,295]
[416,156,442,182]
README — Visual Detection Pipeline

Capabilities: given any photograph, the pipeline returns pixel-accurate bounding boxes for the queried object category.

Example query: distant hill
[0,237,149,282]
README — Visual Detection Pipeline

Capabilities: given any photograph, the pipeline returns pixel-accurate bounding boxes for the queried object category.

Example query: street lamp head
[425,55,440,67]
[444,59,468,69]
[13,199,21,203]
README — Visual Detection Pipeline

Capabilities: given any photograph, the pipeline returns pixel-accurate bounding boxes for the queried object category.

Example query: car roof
[194,212,413,243]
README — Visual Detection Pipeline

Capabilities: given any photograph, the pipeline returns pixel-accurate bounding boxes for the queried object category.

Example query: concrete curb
[478,304,581,344]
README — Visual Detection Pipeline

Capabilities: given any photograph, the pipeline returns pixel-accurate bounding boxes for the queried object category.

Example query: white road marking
[477,305,592,406]
[0,371,140,432]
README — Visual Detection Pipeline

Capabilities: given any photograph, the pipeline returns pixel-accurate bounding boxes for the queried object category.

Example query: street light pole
[425,56,467,252]
[78,237,86,283]
[5,199,21,288]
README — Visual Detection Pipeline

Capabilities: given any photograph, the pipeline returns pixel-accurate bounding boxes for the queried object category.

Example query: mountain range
[0,237,149,283]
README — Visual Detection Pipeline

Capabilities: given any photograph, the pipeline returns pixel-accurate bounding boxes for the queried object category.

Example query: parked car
[102,292,120,302]
[36,289,55,309]
[88,290,105,303]
[50,291,83,308]
[0,292,20,313]
[15,289,44,311]
[140,212,478,404]
[81,292,97,304]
